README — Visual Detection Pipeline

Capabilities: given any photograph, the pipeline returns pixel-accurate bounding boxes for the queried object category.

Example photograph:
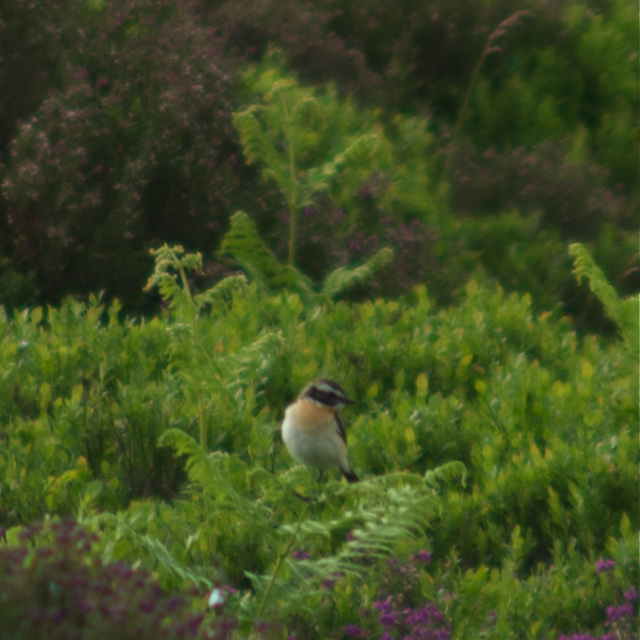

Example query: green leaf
[321,247,394,299]
[569,242,639,352]
[220,211,315,299]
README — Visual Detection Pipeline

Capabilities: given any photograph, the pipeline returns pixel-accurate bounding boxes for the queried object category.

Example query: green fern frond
[305,133,380,203]
[144,244,202,309]
[159,429,237,499]
[249,466,459,618]
[424,459,468,488]
[86,512,211,590]
[220,330,284,391]
[321,247,394,299]
[194,274,248,309]
[570,243,639,352]
[159,429,276,537]
[220,211,315,299]
[232,108,298,201]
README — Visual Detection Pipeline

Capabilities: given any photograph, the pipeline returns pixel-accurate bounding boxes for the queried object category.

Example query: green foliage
[144,243,282,451]
[321,246,394,300]
[0,518,210,640]
[220,210,315,300]
[0,0,252,311]
[150,426,466,630]
[233,50,383,265]
[1,251,637,637]
[220,210,394,304]
[0,295,184,523]
[1,0,636,331]
[570,242,639,354]
[467,0,638,187]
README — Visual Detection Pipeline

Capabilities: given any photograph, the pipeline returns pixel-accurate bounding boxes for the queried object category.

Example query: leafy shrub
[207,0,380,96]
[340,552,451,640]
[448,140,634,240]
[466,0,639,188]
[1,241,636,638]
[0,0,259,310]
[553,558,638,640]
[0,518,208,640]
[0,296,185,524]
[213,0,637,188]
[231,54,457,301]
[0,0,67,150]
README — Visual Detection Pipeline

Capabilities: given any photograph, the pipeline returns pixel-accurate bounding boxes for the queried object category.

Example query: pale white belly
[282,405,348,471]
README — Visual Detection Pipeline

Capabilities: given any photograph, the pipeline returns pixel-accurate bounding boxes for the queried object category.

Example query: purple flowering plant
[0,518,210,640]
[1,0,259,311]
[341,550,450,640]
[555,559,638,640]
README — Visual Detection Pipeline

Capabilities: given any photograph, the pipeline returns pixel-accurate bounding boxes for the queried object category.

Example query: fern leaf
[305,132,380,201]
[424,460,467,488]
[143,244,202,307]
[220,330,284,391]
[86,512,211,589]
[194,274,247,309]
[569,243,639,352]
[321,247,394,299]
[220,211,315,299]
[232,108,297,200]
[159,429,276,539]
[249,469,455,619]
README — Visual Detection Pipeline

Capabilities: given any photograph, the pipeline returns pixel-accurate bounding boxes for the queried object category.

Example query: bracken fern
[570,242,639,354]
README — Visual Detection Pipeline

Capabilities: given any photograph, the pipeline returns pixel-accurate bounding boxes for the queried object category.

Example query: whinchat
[281,378,359,483]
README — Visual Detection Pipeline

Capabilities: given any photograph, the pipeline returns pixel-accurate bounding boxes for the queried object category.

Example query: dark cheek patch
[311,388,340,406]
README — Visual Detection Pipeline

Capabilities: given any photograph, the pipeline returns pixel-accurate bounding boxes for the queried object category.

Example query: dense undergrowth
[0,0,637,638]
[1,238,637,638]
[1,0,637,325]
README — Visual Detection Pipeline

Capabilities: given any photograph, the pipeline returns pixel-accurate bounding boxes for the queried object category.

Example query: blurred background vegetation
[1,0,637,332]
[0,3,638,636]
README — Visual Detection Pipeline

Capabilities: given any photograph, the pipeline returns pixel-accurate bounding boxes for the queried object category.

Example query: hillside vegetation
[0,0,637,638]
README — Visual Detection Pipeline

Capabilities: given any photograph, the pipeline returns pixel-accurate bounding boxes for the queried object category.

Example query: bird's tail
[342,468,360,483]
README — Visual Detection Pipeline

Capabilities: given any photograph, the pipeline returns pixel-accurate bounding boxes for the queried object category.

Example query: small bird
[282,378,359,483]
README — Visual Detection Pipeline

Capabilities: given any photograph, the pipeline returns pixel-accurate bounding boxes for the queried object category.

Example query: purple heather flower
[74,67,90,81]
[292,550,310,560]
[379,612,397,627]
[606,603,634,623]
[185,613,204,637]
[139,599,156,613]
[623,587,638,602]
[595,559,616,575]
[407,604,441,625]
[321,574,340,590]
[343,623,363,637]
[373,599,392,613]
[412,550,432,564]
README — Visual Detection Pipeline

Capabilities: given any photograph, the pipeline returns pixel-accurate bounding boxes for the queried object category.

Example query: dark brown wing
[334,412,347,444]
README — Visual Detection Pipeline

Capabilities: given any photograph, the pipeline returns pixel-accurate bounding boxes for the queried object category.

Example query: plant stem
[257,504,308,617]
[168,247,207,449]
[440,50,487,185]
[440,11,531,186]
[281,94,298,266]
